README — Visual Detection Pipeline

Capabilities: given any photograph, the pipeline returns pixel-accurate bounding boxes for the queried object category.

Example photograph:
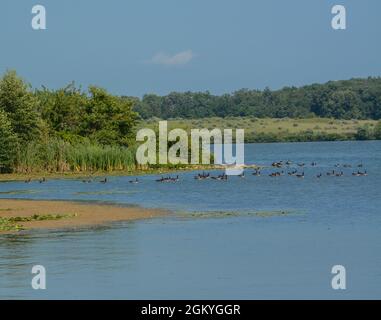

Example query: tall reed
[14,138,138,173]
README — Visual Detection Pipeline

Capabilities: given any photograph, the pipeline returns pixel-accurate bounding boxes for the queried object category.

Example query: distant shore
[0,199,168,234]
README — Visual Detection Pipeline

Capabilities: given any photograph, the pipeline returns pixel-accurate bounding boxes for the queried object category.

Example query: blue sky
[1,0,381,96]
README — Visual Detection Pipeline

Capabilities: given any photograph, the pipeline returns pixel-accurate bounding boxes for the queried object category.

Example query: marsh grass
[0,190,39,195]
[14,139,138,173]
[177,210,298,220]
[0,213,77,232]
[74,190,138,195]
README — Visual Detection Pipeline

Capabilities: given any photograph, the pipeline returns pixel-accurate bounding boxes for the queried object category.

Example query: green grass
[138,117,378,143]
[0,213,77,232]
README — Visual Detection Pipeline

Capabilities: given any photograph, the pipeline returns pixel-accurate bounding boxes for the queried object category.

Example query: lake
[0,141,380,299]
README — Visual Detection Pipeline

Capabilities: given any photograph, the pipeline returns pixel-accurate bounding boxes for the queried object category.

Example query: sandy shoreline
[0,199,168,234]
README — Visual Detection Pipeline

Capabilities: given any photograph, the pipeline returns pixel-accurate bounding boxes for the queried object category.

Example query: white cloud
[148,50,194,66]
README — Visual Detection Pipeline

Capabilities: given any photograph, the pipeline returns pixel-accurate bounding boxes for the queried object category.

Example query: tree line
[132,77,381,120]
[0,71,137,173]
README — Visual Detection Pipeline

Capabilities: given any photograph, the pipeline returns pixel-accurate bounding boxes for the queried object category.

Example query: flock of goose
[173,160,368,182]
[251,160,368,179]
[23,160,367,185]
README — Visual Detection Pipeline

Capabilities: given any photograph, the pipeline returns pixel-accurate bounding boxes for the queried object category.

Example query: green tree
[0,110,18,172]
[81,86,138,145]
[0,70,42,143]
[36,83,86,135]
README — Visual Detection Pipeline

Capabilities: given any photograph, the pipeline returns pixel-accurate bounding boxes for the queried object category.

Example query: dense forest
[1,70,381,174]
[132,77,381,120]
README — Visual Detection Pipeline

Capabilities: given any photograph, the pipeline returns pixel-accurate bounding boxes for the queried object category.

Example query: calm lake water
[0,141,381,299]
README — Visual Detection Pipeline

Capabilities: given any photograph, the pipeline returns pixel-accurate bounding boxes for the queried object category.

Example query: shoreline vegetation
[0,70,380,176]
[0,199,168,234]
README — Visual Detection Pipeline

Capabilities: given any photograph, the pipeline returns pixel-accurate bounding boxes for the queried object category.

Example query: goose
[100,177,108,184]
[129,178,139,184]
[316,173,322,178]
[216,174,228,181]
[252,169,261,176]
[272,161,283,168]
[25,178,32,183]
[296,172,305,178]
[194,172,209,180]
